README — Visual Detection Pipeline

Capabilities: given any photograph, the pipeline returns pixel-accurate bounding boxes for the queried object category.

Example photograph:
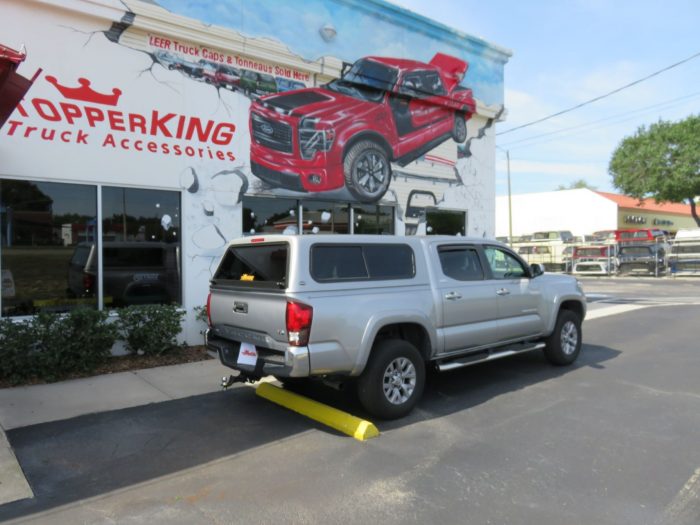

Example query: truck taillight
[83,273,94,294]
[206,292,212,326]
[286,301,313,347]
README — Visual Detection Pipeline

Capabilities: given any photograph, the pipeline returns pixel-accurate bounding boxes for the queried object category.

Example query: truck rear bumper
[206,330,310,378]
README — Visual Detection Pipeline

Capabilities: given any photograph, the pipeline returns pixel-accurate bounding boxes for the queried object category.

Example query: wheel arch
[342,131,393,162]
[353,316,436,376]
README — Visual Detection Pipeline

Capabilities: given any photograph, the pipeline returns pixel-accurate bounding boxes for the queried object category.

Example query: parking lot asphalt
[1,279,700,524]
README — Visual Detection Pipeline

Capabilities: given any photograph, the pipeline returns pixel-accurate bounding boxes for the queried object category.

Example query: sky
[396,0,700,196]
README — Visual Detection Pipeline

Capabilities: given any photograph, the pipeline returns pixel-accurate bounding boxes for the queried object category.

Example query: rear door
[480,245,546,341]
[209,242,290,346]
[435,243,501,353]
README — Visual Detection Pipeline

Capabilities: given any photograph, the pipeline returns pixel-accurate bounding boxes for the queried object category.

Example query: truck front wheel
[452,112,467,143]
[543,310,582,365]
[343,140,391,203]
[357,339,425,419]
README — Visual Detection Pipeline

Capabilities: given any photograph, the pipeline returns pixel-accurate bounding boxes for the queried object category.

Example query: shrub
[0,308,117,385]
[117,304,184,356]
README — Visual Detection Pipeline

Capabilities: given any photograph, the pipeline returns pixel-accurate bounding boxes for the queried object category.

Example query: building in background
[0,0,510,341]
[496,188,697,239]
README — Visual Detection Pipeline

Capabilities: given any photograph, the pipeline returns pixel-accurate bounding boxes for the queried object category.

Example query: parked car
[571,245,617,275]
[275,77,306,92]
[593,229,666,244]
[67,242,180,306]
[173,58,205,78]
[240,70,277,97]
[617,244,666,275]
[200,60,220,83]
[206,234,586,419]
[214,65,242,90]
[669,229,700,275]
[248,52,476,203]
[1,269,15,299]
[154,50,179,70]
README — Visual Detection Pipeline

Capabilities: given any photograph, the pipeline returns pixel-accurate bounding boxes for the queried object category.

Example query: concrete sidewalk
[0,359,234,506]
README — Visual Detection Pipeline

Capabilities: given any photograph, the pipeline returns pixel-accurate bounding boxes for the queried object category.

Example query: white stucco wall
[495,188,618,237]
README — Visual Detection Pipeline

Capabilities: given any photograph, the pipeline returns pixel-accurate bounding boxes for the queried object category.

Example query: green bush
[0,308,117,385]
[117,304,184,356]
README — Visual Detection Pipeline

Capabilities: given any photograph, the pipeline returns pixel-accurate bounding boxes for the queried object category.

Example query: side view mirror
[530,263,545,277]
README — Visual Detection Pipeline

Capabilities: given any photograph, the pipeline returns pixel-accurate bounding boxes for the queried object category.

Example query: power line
[498,90,700,149]
[503,95,698,152]
[497,51,700,136]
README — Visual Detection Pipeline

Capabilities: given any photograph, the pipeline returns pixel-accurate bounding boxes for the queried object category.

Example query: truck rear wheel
[343,140,391,203]
[543,310,582,365]
[357,339,425,419]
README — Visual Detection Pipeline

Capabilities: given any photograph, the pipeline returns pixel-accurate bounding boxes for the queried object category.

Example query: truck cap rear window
[213,243,288,289]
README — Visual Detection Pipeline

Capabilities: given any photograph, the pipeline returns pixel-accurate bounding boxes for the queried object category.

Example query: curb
[255,383,379,441]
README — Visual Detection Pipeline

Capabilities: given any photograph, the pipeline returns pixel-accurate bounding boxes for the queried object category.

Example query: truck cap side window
[311,244,415,282]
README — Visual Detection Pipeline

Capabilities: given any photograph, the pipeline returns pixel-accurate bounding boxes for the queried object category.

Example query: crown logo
[45,75,122,106]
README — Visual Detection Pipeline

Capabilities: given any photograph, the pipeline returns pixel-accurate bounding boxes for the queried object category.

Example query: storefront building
[1,0,510,341]
[495,189,697,239]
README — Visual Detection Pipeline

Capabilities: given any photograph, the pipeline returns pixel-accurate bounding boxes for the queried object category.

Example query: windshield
[326,59,398,103]
[620,247,652,255]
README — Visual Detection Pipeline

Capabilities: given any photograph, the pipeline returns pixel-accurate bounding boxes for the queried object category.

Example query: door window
[483,246,527,279]
[438,246,484,281]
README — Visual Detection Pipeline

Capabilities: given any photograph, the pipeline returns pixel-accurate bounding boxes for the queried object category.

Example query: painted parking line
[584,303,650,321]
[657,467,700,525]
[255,383,379,442]
[0,429,33,505]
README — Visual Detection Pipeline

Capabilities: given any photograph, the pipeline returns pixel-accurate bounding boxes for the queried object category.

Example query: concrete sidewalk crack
[130,372,175,400]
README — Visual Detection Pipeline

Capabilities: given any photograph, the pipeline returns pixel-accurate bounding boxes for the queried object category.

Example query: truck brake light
[286,301,313,347]
[206,292,212,326]
[83,272,94,294]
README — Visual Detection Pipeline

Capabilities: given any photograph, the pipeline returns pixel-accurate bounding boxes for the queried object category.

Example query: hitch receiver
[221,372,260,390]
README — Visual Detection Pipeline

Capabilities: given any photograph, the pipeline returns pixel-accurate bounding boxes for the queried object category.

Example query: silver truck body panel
[207,234,586,379]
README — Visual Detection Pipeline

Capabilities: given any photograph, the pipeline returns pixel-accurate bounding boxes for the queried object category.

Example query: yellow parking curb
[255,383,379,441]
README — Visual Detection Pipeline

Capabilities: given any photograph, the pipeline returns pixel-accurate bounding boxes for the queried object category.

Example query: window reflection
[1,179,97,316]
[353,205,394,234]
[301,201,349,234]
[426,209,466,236]
[242,196,298,235]
[101,187,181,307]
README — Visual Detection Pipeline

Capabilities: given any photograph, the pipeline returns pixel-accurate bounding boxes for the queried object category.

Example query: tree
[555,179,597,191]
[609,114,700,226]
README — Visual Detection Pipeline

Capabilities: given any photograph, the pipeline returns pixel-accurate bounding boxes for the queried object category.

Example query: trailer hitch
[221,372,259,390]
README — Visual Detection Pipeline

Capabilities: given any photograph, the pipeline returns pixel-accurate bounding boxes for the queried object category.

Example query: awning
[0,42,41,130]
[0,43,26,67]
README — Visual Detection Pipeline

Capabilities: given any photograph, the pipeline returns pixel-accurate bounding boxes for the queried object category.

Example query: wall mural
[0,0,507,338]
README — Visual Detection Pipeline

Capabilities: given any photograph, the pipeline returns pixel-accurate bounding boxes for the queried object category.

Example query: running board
[437,342,546,372]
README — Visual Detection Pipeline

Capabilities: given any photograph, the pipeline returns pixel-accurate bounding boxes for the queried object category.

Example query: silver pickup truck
[206,234,586,419]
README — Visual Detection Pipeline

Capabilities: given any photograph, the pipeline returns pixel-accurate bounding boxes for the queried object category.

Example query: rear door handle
[496,288,510,296]
[445,291,462,300]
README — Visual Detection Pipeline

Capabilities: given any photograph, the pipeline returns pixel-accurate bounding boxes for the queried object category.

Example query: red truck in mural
[249,53,476,202]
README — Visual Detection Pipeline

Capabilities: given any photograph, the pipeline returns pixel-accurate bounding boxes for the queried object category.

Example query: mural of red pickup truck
[249,52,476,203]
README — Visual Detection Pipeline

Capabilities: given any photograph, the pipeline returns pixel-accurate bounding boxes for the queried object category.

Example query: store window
[301,201,349,234]
[1,178,97,316]
[243,196,298,235]
[353,205,395,234]
[101,187,181,307]
[426,209,466,236]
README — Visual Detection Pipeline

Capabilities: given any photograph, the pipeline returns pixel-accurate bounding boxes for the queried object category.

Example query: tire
[343,140,391,203]
[452,112,467,142]
[543,310,582,366]
[277,377,310,392]
[357,339,425,420]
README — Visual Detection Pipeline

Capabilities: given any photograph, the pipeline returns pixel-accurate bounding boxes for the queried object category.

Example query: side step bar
[437,342,546,372]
